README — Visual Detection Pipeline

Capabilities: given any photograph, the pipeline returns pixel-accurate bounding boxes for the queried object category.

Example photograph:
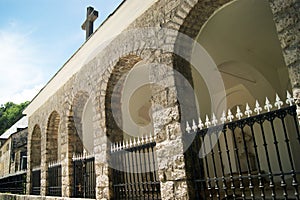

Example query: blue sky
[0,0,123,104]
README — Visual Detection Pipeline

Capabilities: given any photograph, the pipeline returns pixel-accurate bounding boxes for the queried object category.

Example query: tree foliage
[0,101,30,135]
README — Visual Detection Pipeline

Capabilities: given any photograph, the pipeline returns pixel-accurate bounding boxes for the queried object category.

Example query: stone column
[268,0,300,120]
[151,58,189,199]
[94,95,110,199]
[61,116,71,197]
[26,132,32,194]
[40,127,47,196]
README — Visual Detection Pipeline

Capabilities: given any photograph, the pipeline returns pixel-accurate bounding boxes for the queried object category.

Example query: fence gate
[185,93,300,199]
[72,154,96,198]
[111,135,161,200]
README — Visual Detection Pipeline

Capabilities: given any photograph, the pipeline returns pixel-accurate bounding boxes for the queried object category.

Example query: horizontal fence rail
[47,161,62,197]
[72,152,96,199]
[31,167,41,195]
[0,170,26,194]
[111,134,161,200]
[185,92,300,199]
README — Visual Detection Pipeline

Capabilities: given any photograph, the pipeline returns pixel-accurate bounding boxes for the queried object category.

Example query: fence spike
[244,103,252,117]
[192,120,197,131]
[264,97,272,112]
[145,134,149,143]
[220,111,226,124]
[125,139,129,148]
[198,117,204,130]
[286,91,294,106]
[212,113,218,126]
[130,138,133,147]
[254,100,262,114]
[133,138,137,146]
[119,141,123,150]
[137,137,141,145]
[114,143,117,152]
[205,115,211,128]
[141,135,145,144]
[227,109,234,122]
[275,94,283,109]
[236,106,243,120]
[186,121,191,133]
[150,132,153,142]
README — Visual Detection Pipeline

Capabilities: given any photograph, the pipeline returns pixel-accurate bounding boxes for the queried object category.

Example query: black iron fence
[110,135,161,200]
[31,167,41,195]
[0,171,26,194]
[185,94,300,199]
[72,153,96,198]
[47,162,62,196]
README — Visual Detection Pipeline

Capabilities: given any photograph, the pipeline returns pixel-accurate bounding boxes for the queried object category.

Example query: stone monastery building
[1,0,299,199]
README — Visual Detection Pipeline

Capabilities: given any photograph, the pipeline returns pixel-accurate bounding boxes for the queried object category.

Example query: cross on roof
[81,6,99,40]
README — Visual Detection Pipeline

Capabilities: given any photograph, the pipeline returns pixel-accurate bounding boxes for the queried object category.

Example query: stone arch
[69,91,90,155]
[103,54,150,198]
[31,124,41,168]
[104,54,142,143]
[172,0,293,198]
[46,111,61,162]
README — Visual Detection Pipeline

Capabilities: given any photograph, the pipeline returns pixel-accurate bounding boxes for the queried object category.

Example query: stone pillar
[40,127,47,196]
[26,133,32,194]
[95,96,110,199]
[268,0,300,120]
[61,118,71,197]
[151,59,189,199]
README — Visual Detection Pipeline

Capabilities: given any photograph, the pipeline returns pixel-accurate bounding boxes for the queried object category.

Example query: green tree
[0,101,30,135]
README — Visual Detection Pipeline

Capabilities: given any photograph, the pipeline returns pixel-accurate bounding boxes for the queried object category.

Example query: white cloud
[0,24,45,104]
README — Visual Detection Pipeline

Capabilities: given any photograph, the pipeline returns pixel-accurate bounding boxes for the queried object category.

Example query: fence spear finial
[245,103,252,117]
[198,117,204,130]
[192,120,197,131]
[186,121,191,133]
[227,109,234,122]
[264,97,272,112]
[275,94,283,109]
[286,91,294,106]
[220,111,226,123]
[205,115,211,128]
[211,113,218,126]
[254,100,262,114]
[236,106,243,120]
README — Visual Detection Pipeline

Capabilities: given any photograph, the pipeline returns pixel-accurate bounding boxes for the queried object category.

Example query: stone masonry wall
[268,0,300,119]
[25,0,299,199]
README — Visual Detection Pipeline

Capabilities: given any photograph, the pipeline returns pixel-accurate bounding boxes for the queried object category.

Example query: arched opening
[31,125,41,168]
[46,111,61,196]
[174,0,298,198]
[46,111,60,162]
[30,125,41,195]
[82,98,94,154]
[105,56,160,199]
[105,55,142,143]
[70,92,96,198]
[71,91,89,155]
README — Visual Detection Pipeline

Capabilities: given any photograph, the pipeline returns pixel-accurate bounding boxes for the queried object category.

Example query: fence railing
[0,170,26,194]
[185,92,300,199]
[110,134,161,200]
[30,166,41,195]
[72,151,96,198]
[47,161,62,196]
